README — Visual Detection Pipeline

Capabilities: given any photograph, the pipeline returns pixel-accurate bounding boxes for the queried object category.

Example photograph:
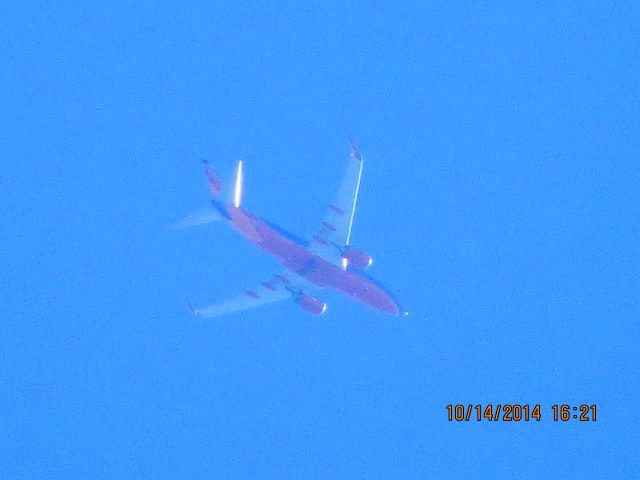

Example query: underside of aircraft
[175,140,405,318]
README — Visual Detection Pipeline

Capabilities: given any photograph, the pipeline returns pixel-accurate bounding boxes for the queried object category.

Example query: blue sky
[1,2,638,478]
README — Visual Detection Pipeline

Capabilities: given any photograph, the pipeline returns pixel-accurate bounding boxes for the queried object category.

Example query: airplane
[176,140,406,318]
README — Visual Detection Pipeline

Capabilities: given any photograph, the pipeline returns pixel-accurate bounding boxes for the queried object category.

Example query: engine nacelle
[341,247,373,270]
[296,293,327,315]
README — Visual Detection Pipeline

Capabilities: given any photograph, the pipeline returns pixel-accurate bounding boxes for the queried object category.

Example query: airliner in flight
[176,141,405,317]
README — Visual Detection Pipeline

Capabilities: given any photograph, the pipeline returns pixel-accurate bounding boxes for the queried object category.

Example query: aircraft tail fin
[203,161,222,197]
[203,159,244,209]
[233,160,243,208]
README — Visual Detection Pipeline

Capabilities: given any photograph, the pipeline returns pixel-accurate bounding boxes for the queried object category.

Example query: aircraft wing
[307,140,364,267]
[190,271,312,318]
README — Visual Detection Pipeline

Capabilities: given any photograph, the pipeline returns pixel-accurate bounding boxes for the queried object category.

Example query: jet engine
[341,247,373,270]
[296,293,327,315]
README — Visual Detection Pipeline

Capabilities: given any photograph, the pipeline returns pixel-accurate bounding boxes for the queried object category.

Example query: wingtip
[187,303,202,317]
[348,137,361,160]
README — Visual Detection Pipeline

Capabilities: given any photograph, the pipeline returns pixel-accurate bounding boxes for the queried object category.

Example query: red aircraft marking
[228,206,400,315]
[204,166,221,196]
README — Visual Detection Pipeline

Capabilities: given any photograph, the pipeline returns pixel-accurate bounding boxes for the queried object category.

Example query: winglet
[187,303,202,317]
[348,137,361,160]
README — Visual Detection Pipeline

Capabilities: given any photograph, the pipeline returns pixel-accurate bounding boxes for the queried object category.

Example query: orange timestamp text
[446,404,597,422]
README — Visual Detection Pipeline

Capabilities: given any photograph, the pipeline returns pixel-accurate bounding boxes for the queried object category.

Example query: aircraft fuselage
[224,205,400,315]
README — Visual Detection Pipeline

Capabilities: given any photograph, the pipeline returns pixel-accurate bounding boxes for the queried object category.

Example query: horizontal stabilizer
[171,207,222,229]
